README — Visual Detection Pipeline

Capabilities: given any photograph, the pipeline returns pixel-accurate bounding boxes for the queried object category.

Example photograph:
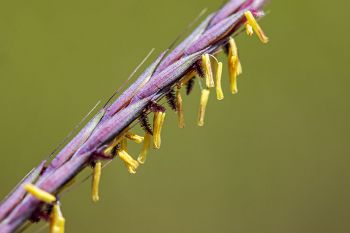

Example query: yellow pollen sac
[118,150,139,174]
[245,22,254,36]
[103,143,115,157]
[50,202,65,233]
[176,88,185,128]
[228,38,241,94]
[127,166,136,174]
[138,132,151,164]
[228,57,238,94]
[244,11,269,44]
[197,89,210,127]
[24,183,56,204]
[125,132,144,144]
[215,62,224,100]
[103,127,129,156]
[91,161,102,202]
[202,54,214,88]
[153,111,166,149]
[228,37,238,57]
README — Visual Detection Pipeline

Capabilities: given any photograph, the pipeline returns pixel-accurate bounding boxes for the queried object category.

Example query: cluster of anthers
[20,10,268,233]
[23,185,64,233]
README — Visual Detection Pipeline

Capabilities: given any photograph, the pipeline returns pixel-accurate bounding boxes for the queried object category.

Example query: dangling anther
[50,202,65,233]
[228,37,240,94]
[103,127,130,156]
[91,161,102,202]
[197,89,210,127]
[153,111,166,149]
[245,22,254,36]
[244,11,269,44]
[118,138,139,174]
[125,132,144,144]
[118,150,139,174]
[138,132,151,164]
[206,54,223,101]
[176,87,185,128]
[24,183,56,204]
[215,62,224,100]
[202,54,214,88]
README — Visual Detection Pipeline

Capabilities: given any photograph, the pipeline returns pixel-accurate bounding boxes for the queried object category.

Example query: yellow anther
[215,62,224,100]
[125,132,144,144]
[153,112,161,148]
[50,202,65,233]
[197,89,210,127]
[228,37,238,57]
[118,150,139,174]
[244,11,269,44]
[202,54,214,88]
[153,111,166,149]
[119,137,138,173]
[228,56,238,94]
[138,132,151,164]
[103,145,114,157]
[24,183,56,204]
[103,127,129,156]
[91,161,102,202]
[228,38,241,94]
[245,22,254,36]
[176,88,185,128]
[127,166,136,174]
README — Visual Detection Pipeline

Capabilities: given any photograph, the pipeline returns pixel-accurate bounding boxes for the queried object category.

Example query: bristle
[111,145,119,156]
[139,112,153,135]
[148,101,166,113]
[194,61,204,78]
[186,77,195,95]
[165,89,177,111]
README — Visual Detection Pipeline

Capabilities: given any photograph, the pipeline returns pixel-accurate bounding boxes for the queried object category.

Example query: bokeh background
[0,0,349,232]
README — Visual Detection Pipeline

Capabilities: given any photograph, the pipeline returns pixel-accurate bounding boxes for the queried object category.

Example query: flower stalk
[0,1,269,232]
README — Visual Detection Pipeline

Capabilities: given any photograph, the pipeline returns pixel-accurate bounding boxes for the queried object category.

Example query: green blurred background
[0,0,349,232]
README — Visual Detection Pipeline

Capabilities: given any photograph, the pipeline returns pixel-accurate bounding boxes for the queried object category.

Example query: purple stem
[184,9,246,55]
[154,14,214,75]
[0,161,46,222]
[209,0,246,26]
[45,109,106,173]
[130,50,207,103]
[103,50,168,120]
[74,95,156,156]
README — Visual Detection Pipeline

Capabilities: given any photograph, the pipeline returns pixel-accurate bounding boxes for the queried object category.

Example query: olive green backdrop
[0,0,349,233]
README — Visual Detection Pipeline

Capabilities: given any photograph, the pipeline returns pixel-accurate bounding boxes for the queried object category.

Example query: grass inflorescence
[0,1,270,232]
